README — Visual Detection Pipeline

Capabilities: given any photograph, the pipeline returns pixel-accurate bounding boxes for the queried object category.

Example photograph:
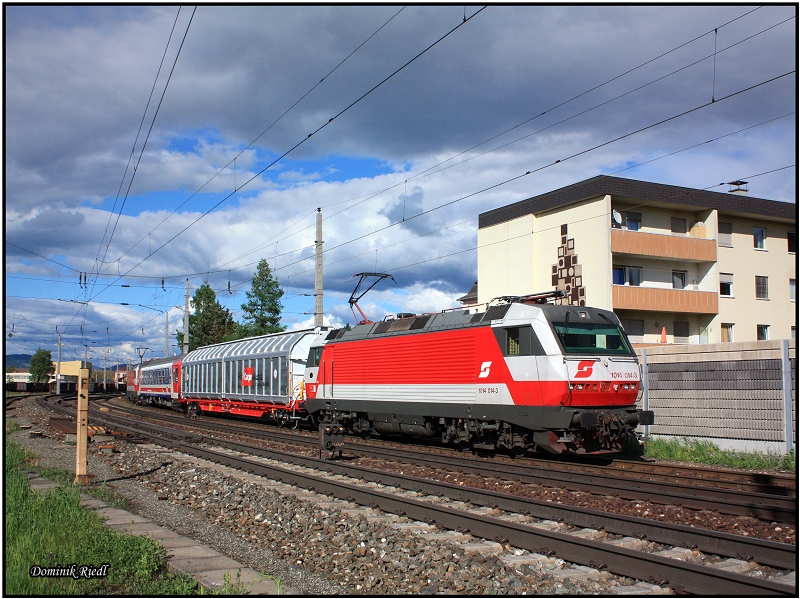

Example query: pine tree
[29,348,55,383]
[240,259,285,337]
[180,283,235,351]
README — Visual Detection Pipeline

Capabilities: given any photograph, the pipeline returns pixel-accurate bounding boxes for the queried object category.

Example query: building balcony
[611,228,716,262]
[612,285,718,314]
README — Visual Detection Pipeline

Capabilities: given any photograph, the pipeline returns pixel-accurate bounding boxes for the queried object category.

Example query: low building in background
[477,175,796,344]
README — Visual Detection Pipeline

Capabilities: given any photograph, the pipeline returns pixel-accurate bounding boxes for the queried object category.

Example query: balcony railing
[611,229,716,262]
[613,285,718,314]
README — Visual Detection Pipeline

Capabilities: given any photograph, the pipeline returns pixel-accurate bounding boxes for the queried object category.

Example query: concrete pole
[165,311,169,357]
[781,340,794,454]
[103,350,107,391]
[183,279,190,354]
[74,367,90,485]
[56,334,62,395]
[315,208,324,328]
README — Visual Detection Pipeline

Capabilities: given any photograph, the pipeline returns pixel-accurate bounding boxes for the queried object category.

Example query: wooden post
[74,367,90,485]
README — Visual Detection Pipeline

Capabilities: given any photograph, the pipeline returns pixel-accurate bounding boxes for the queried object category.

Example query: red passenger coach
[305,296,654,455]
[135,355,184,408]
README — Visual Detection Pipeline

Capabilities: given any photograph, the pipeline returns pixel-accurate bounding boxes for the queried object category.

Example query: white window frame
[721,323,734,343]
[753,227,766,250]
[755,275,769,300]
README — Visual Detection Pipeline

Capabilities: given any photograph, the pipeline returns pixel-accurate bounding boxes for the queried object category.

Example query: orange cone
[660,326,667,343]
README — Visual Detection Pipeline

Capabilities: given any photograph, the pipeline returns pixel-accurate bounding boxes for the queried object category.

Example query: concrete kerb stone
[168,555,244,574]
[195,567,283,595]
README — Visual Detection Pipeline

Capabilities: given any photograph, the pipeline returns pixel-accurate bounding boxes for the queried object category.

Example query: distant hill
[5,354,32,369]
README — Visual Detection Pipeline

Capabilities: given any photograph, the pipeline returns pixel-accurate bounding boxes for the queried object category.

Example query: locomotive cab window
[307,346,323,368]
[553,322,634,356]
[494,326,545,356]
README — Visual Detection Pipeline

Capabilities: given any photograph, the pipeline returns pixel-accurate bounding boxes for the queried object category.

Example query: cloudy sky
[5,4,796,365]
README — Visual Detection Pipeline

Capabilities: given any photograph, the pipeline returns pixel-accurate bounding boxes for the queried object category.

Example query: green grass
[4,438,200,595]
[643,436,796,471]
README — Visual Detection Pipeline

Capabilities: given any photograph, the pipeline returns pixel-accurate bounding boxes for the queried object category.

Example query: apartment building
[477,176,796,343]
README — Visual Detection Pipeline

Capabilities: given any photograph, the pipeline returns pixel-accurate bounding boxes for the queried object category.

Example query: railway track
[99,400,797,523]
[36,396,798,595]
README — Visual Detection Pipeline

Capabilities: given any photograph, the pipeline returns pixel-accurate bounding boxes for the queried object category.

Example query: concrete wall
[637,340,796,454]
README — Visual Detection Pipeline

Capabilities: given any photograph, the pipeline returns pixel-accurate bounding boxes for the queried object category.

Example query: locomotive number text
[610,372,638,379]
[478,387,499,394]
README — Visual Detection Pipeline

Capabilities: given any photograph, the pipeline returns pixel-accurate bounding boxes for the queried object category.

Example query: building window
[789,232,797,254]
[791,279,796,302]
[757,325,769,341]
[625,212,641,231]
[671,217,687,235]
[719,273,733,297]
[613,266,641,286]
[721,323,734,343]
[672,270,687,290]
[753,227,766,249]
[673,321,690,343]
[792,326,796,340]
[718,222,733,247]
[621,319,644,342]
[755,275,769,299]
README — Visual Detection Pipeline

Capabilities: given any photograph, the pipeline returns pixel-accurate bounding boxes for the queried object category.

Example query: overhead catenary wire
[113,7,409,271]
[8,161,795,346]
[260,70,796,278]
[96,7,198,285]
[9,74,793,296]
[92,6,185,288]
[11,6,782,290]
[102,6,482,290]
[207,7,787,274]
[7,8,794,344]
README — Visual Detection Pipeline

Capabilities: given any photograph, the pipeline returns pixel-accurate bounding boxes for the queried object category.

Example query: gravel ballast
[6,398,674,594]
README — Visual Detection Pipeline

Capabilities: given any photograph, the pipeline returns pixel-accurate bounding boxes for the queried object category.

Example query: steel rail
[180,443,797,596]
[100,401,797,522]
[209,436,797,571]
[104,401,796,493]
[38,398,796,595]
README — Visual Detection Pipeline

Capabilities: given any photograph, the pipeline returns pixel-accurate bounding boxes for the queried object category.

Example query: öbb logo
[573,360,595,378]
[478,361,492,379]
[242,367,255,387]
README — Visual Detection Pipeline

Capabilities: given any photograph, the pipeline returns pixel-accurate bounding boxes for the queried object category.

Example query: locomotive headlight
[325,426,331,434]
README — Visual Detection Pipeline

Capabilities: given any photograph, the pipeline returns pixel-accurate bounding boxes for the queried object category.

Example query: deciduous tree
[29,349,54,383]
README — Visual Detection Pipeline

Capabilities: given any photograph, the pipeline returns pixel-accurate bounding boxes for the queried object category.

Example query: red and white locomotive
[305,293,653,454]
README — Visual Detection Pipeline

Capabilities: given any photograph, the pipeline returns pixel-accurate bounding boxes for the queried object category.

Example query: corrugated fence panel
[639,345,792,444]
